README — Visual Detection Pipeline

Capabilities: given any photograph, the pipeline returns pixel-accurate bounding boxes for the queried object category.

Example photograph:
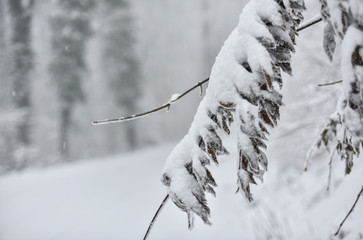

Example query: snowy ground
[0,140,362,240]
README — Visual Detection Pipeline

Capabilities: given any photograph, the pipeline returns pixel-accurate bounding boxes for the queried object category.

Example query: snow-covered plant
[313,0,363,175]
[161,0,304,228]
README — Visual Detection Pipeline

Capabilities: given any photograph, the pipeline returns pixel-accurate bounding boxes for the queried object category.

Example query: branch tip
[92,78,209,125]
[143,194,170,240]
[334,185,363,236]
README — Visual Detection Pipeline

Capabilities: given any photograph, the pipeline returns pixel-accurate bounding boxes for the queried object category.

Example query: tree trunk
[8,0,34,146]
[50,0,94,160]
[202,0,212,73]
[100,0,141,152]
[59,107,71,159]
[126,123,137,150]
[0,0,5,50]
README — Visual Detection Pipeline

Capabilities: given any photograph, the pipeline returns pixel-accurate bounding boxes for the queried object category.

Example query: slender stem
[143,194,170,240]
[334,186,363,236]
[92,78,209,125]
[318,80,343,87]
[297,16,323,32]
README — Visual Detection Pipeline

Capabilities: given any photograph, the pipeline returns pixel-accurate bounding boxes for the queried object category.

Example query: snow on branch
[296,14,322,32]
[310,0,363,176]
[161,0,304,228]
[92,78,209,125]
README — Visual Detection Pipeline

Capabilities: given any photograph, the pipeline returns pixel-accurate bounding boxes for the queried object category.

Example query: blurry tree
[99,0,141,150]
[201,0,212,73]
[49,0,94,159]
[0,0,12,172]
[6,0,35,168]
[0,0,5,51]
[0,0,7,95]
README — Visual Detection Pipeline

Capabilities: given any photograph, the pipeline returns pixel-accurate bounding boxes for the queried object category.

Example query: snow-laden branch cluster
[161,0,304,228]
[313,0,363,175]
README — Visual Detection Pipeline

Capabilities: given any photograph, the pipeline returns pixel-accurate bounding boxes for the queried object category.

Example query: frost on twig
[161,0,304,228]
[92,78,209,125]
[296,14,322,32]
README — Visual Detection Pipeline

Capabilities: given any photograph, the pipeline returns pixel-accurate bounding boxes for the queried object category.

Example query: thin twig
[318,80,343,87]
[297,16,323,32]
[334,185,363,236]
[143,194,170,240]
[92,78,209,125]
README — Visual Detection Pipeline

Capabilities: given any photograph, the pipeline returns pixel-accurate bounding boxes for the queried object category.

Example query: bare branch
[334,185,363,236]
[92,78,209,125]
[318,80,343,87]
[143,194,169,240]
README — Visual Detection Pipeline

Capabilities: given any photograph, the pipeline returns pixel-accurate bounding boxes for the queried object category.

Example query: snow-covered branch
[311,0,363,175]
[296,14,322,32]
[161,0,304,228]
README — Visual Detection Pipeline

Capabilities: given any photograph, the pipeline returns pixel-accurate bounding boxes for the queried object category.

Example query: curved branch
[334,186,363,236]
[92,78,209,125]
[143,194,169,240]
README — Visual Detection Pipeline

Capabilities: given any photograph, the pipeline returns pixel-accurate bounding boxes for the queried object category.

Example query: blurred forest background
[0,0,246,173]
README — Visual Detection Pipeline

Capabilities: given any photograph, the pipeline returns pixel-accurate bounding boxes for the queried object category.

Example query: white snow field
[0,139,362,240]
